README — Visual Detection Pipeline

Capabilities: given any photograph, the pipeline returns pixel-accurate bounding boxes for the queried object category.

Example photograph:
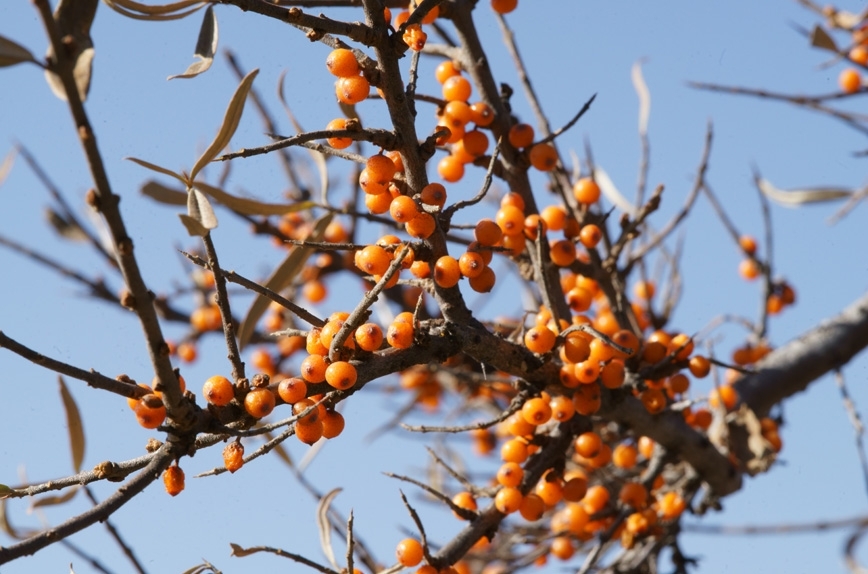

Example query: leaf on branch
[30,486,80,509]
[102,0,206,21]
[186,186,218,232]
[58,376,85,473]
[757,177,852,207]
[0,485,12,500]
[631,59,651,137]
[197,182,316,216]
[141,180,187,205]
[317,488,342,571]
[0,36,38,68]
[168,5,218,80]
[229,543,257,557]
[189,68,259,182]
[44,0,98,102]
[809,24,839,53]
[238,213,333,349]
[127,157,187,185]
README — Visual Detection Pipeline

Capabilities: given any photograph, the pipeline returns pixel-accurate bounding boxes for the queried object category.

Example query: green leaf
[127,157,187,185]
[190,68,259,181]
[238,212,332,349]
[168,5,218,80]
[0,36,37,67]
[58,376,85,472]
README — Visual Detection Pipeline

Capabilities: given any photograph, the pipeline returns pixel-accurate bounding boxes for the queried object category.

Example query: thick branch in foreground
[736,290,868,416]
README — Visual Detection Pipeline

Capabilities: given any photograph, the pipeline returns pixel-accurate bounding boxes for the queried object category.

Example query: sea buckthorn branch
[0,444,174,564]
[201,233,246,382]
[229,543,341,574]
[0,332,149,401]
[33,0,190,425]
[216,128,399,162]
[397,488,435,565]
[399,389,526,433]
[181,250,326,328]
[80,485,148,574]
[734,290,868,417]
[441,138,502,222]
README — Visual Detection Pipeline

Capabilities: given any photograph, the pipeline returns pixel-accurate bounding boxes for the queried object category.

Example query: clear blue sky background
[1,1,868,573]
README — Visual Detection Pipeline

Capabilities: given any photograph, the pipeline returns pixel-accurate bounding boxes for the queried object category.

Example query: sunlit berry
[223,442,244,473]
[325,48,360,77]
[203,375,234,406]
[163,465,185,496]
[325,361,357,390]
[335,76,370,105]
[396,538,424,567]
[244,388,276,419]
[277,377,308,404]
[573,177,600,204]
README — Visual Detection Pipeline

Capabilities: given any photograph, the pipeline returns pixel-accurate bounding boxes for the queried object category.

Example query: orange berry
[689,408,713,430]
[365,189,393,214]
[134,394,166,429]
[387,320,414,349]
[579,224,602,248]
[300,354,328,383]
[508,123,534,148]
[390,195,420,223]
[303,280,327,303]
[501,437,529,463]
[410,260,431,279]
[535,476,564,506]
[306,328,328,356]
[435,60,460,84]
[325,361,357,390]
[202,375,234,407]
[519,492,546,521]
[420,183,447,208]
[500,191,526,210]
[600,359,625,389]
[495,486,523,514]
[738,234,757,255]
[474,218,503,246]
[572,382,601,415]
[437,154,465,182]
[442,75,472,102]
[529,143,558,171]
[354,323,384,352]
[295,418,324,445]
[496,205,526,236]
[667,333,694,362]
[355,245,392,276]
[462,129,489,156]
[657,491,686,521]
[573,177,600,204]
[688,355,711,378]
[458,251,485,278]
[469,101,494,127]
[505,411,535,437]
[549,239,576,267]
[496,462,524,487]
[491,0,518,14]
[277,377,307,404]
[396,538,424,567]
[335,75,370,105]
[550,395,575,422]
[325,48,359,77]
[443,100,474,127]
[524,325,556,354]
[581,484,610,515]
[522,396,552,425]
[561,333,591,363]
[244,387,276,419]
[709,385,739,410]
[452,491,478,518]
[325,118,353,149]
[667,373,690,394]
[619,482,648,509]
[562,476,588,503]
[293,398,322,426]
[612,443,638,469]
[575,431,602,458]
[223,441,244,473]
[574,360,601,384]
[739,258,760,281]
[840,67,862,93]
[405,212,436,238]
[163,465,185,496]
[321,409,345,439]
[640,388,666,414]
[402,23,427,51]
[468,267,496,292]
[367,153,397,182]
[434,255,461,288]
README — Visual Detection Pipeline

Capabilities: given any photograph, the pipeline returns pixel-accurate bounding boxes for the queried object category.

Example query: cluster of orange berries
[736,235,797,315]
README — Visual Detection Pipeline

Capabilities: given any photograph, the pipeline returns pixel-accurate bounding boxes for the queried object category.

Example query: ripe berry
[435,60,460,84]
[325,48,360,77]
[496,462,524,487]
[325,361,357,390]
[437,155,465,182]
[420,183,447,208]
[367,153,397,182]
[529,143,558,171]
[581,484,610,515]
[300,354,328,383]
[295,419,324,445]
[244,388,276,419]
[321,409,345,439]
[522,396,552,425]
[508,123,534,148]
[365,189,393,214]
[134,394,166,429]
[573,177,600,204]
[190,304,222,332]
[474,218,503,246]
[396,538,424,567]
[163,465,185,496]
[325,118,353,149]
[549,239,576,267]
[709,385,738,410]
[390,195,420,223]
[575,431,602,458]
[572,382,601,415]
[335,76,370,105]
[501,437,529,463]
[223,442,244,473]
[402,23,427,51]
[612,443,638,469]
[657,491,686,521]
[203,375,234,406]
[619,482,648,509]
[434,255,461,288]
[462,129,489,156]
[468,267,496,293]
[277,377,308,404]
[496,205,525,236]
[524,325,556,354]
[640,388,666,414]
[579,224,602,248]
[495,486,522,514]
[739,258,760,280]
[668,333,694,361]
[355,244,392,276]
[442,75,472,102]
[354,322,384,352]
[405,212,436,238]
[458,251,486,278]
[840,67,862,93]
[452,491,478,518]
[387,320,414,349]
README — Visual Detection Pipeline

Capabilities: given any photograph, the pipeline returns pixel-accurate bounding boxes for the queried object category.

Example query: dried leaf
[0,35,38,67]
[127,157,187,185]
[317,488,342,571]
[58,376,85,472]
[45,208,88,241]
[31,486,79,509]
[0,147,16,188]
[168,6,218,80]
[238,213,333,349]
[190,68,259,181]
[809,24,838,52]
[757,177,852,207]
[179,213,209,236]
[631,59,650,137]
[0,499,38,539]
[229,543,257,557]
[103,0,205,20]
[44,0,98,101]
[593,166,635,216]
[187,187,218,230]
[0,485,12,500]
[141,180,187,205]
[180,563,217,574]
[197,182,315,216]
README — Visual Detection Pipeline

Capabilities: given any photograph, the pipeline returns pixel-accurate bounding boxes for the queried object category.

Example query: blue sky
[1,1,868,573]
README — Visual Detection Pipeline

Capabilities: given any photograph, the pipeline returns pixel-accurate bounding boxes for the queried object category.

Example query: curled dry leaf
[0,36,38,68]
[631,59,650,137]
[189,68,259,182]
[127,157,187,185]
[757,177,852,207]
[317,488,343,570]
[168,5,218,80]
[186,187,218,232]
[593,166,635,216]
[58,376,85,473]
[102,0,206,21]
